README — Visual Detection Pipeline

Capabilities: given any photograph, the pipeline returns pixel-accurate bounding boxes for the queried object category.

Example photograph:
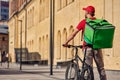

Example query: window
[32,7,34,26]
[32,40,34,51]
[1,9,8,13]
[62,0,67,8]
[30,9,32,27]
[57,0,74,11]
[22,16,25,32]
[57,31,61,59]
[67,0,74,4]
[57,0,62,10]
[39,37,41,53]
[41,3,45,20]
[62,28,67,60]
[2,37,5,41]
[39,0,48,22]
[45,0,49,18]
[39,0,42,22]
[27,11,29,29]
[3,15,7,18]
[1,15,8,20]
[40,0,42,4]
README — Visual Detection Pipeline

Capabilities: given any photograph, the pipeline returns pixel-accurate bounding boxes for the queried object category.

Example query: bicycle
[65,45,94,80]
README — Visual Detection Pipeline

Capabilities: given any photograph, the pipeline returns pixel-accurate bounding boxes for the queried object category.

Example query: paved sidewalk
[0,63,120,80]
[0,63,65,80]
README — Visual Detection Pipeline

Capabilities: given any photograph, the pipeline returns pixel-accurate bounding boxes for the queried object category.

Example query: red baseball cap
[83,6,95,13]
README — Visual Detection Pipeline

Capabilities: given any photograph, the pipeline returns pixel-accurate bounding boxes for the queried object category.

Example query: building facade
[8,0,120,70]
[0,21,8,62]
[0,0,9,20]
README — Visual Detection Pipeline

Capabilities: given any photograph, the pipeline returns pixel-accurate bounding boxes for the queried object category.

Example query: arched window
[39,0,42,22]
[32,7,34,26]
[45,35,48,60]
[62,28,67,61]
[46,0,49,17]
[68,26,74,59]
[41,36,45,59]
[39,37,41,54]
[29,41,31,51]
[57,0,62,10]
[32,40,34,51]
[57,31,61,59]
[62,0,67,8]
[30,9,32,27]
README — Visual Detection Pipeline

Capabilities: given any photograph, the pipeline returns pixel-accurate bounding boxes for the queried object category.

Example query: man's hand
[62,43,68,47]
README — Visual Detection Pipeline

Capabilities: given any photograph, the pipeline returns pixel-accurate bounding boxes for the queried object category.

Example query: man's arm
[63,28,79,47]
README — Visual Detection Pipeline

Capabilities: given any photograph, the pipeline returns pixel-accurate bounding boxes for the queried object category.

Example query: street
[0,63,120,80]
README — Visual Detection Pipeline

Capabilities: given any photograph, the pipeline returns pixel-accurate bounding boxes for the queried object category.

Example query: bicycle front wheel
[65,62,79,80]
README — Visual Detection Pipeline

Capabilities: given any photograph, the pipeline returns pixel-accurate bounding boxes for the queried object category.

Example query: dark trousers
[84,48,107,80]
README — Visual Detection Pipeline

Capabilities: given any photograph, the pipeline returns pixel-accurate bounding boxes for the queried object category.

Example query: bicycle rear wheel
[65,62,79,80]
[80,67,94,80]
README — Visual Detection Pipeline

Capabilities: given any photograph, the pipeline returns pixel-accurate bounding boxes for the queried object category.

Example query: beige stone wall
[8,0,120,70]
[104,0,120,70]
[8,17,16,62]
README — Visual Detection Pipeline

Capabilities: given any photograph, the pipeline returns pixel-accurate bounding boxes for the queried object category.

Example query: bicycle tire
[80,67,94,80]
[65,62,79,80]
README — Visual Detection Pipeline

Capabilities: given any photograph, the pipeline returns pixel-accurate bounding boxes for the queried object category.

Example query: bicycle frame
[65,45,94,80]
[71,46,89,70]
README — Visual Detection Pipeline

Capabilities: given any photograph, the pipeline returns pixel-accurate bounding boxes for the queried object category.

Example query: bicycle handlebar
[67,45,83,49]
[65,44,93,49]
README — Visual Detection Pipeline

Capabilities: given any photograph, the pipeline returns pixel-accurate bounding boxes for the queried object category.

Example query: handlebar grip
[68,45,83,48]
[67,45,72,48]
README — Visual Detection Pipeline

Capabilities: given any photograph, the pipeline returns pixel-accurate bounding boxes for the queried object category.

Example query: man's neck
[87,15,94,18]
